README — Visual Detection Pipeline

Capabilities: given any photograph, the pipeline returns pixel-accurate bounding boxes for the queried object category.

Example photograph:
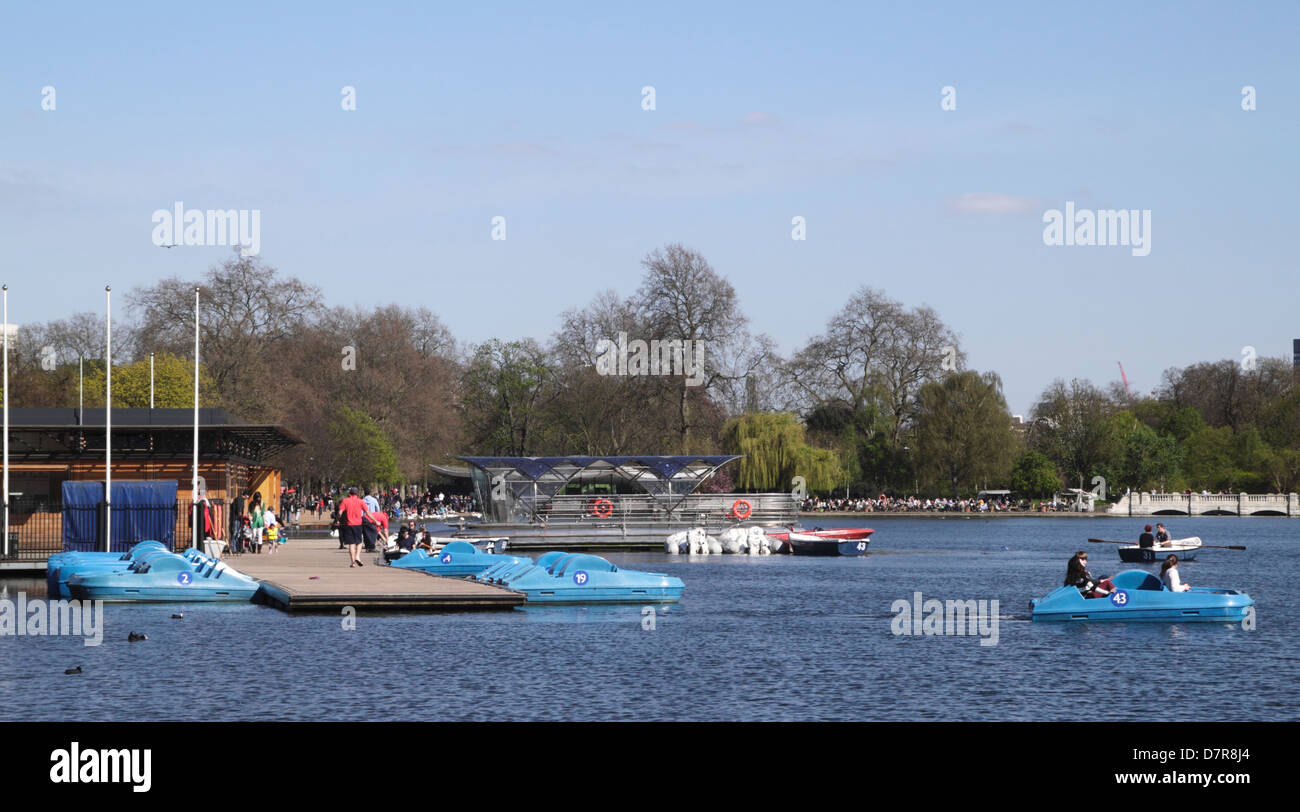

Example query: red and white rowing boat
[766,527,874,556]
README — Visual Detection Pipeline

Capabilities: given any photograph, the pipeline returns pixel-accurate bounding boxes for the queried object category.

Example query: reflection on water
[1,517,1295,721]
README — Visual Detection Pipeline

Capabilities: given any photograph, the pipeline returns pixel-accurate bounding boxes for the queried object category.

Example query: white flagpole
[3,285,9,558]
[105,285,112,553]
[192,288,200,550]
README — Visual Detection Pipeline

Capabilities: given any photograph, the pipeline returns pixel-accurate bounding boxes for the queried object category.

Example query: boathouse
[1,407,302,560]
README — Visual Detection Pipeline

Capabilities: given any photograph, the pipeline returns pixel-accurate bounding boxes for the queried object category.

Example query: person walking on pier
[338,486,368,567]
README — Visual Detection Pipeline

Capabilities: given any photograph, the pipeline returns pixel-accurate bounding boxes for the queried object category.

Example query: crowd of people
[290,487,478,522]
[800,494,1027,513]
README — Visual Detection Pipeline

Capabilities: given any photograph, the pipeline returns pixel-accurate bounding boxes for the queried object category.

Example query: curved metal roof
[458,455,740,482]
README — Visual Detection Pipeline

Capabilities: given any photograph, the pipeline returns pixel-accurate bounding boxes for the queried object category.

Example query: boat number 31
[573,570,589,585]
[1109,589,1129,607]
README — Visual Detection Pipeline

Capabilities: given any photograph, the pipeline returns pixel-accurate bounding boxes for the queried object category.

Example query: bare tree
[633,244,769,451]
[129,250,323,420]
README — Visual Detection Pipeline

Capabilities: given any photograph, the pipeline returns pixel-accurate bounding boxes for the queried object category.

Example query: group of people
[1064,523,1192,598]
[226,490,286,555]
[801,495,1021,513]
[332,486,393,567]
[332,485,454,567]
[298,486,476,524]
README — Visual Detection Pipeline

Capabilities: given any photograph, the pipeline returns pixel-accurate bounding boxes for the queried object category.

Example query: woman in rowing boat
[1065,551,1116,598]
[1161,554,1191,592]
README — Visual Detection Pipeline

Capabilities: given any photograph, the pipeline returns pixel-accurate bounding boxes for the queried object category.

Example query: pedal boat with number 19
[474,551,684,604]
[1029,569,1253,622]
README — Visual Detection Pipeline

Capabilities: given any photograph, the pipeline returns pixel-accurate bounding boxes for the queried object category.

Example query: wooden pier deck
[229,538,524,613]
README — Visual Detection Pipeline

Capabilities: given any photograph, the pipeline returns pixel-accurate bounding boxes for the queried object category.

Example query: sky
[1,0,1296,415]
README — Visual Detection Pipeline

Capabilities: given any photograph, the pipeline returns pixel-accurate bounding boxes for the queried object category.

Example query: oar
[1087,538,1245,550]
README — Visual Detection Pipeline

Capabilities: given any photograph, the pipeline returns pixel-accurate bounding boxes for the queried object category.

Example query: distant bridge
[1108,492,1299,517]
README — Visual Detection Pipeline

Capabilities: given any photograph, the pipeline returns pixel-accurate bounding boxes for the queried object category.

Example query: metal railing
[1,500,204,561]
[518,492,798,531]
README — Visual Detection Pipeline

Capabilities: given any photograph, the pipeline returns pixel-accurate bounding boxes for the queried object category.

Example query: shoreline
[801,511,1113,519]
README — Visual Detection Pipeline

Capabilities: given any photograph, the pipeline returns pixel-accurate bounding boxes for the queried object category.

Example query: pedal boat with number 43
[473,551,684,604]
[387,541,530,577]
[66,551,261,602]
[1029,569,1253,622]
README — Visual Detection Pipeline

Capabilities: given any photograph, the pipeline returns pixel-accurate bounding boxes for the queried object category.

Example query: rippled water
[2,517,1295,721]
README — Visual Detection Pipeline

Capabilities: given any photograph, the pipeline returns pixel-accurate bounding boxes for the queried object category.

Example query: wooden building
[3,407,301,556]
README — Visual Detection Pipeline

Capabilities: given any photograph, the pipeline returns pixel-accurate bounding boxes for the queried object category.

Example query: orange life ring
[589,498,614,519]
[731,499,753,520]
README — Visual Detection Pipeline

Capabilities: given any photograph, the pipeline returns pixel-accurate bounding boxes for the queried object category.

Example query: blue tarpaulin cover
[61,481,179,552]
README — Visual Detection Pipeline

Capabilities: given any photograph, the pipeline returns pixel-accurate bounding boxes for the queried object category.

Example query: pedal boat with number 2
[66,551,261,602]
[474,551,684,604]
[1029,569,1253,622]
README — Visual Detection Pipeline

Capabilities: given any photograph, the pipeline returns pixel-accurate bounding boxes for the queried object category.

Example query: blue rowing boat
[388,541,530,576]
[1030,569,1253,622]
[474,551,684,604]
[67,551,261,602]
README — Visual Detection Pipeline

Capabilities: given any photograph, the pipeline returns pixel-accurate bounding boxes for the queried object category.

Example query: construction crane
[1117,361,1133,401]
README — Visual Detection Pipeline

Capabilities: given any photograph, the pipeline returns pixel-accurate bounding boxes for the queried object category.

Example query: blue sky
[1,1,1296,414]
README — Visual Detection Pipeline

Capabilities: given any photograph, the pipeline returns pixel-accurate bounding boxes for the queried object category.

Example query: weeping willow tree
[721,412,843,492]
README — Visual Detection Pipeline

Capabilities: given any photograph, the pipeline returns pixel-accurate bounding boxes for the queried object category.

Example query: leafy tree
[83,352,218,408]
[1029,379,1117,491]
[1101,411,1182,492]
[720,412,843,492]
[459,339,554,456]
[913,370,1016,499]
[328,406,399,486]
[1010,450,1060,497]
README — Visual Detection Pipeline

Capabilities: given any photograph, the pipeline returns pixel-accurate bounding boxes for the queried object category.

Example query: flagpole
[192,288,200,551]
[105,285,111,553]
[3,285,9,559]
[150,352,154,410]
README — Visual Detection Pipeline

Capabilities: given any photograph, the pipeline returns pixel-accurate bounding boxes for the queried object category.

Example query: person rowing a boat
[1065,551,1115,598]
[1161,554,1191,592]
[1155,523,1172,547]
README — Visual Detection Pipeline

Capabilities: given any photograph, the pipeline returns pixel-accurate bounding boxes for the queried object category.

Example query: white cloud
[947,193,1040,216]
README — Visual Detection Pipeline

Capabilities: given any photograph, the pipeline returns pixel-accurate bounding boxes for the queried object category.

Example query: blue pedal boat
[47,541,172,598]
[388,541,530,577]
[1030,569,1253,622]
[67,551,261,603]
[474,551,684,604]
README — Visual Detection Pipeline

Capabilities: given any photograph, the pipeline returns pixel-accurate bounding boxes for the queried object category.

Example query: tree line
[7,247,1297,497]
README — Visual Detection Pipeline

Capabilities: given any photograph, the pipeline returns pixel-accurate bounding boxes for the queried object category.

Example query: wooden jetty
[229,538,524,613]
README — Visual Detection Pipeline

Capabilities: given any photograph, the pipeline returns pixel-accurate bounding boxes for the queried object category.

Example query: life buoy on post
[731,499,753,520]
[590,498,615,519]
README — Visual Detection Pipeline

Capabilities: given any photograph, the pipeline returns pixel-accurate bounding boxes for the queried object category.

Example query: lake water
[2,517,1296,721]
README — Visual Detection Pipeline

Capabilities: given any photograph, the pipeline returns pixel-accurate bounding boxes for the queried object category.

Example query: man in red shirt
[337,486,368,567]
